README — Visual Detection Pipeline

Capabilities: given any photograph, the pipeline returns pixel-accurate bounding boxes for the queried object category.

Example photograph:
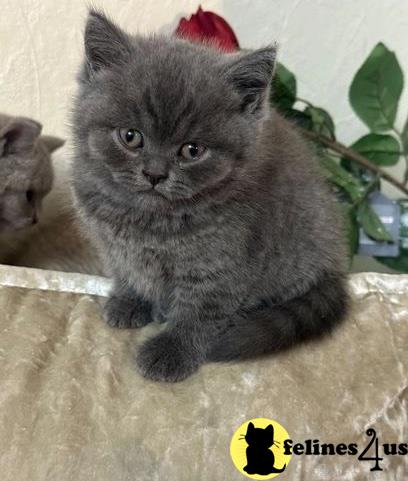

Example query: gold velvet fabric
[0,266,407,480]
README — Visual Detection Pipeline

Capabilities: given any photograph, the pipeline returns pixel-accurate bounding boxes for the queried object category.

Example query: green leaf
[357,200,393,242]
[320,155,365,202]
[271,63,297,111]
[339,204,359,258]
[340,158,380,187]
[349,43,403,132]
[304,106,335,139]
[376,248,408,273]
[402,117,408,153]
[350,133,400,166]
[286,108,313,130]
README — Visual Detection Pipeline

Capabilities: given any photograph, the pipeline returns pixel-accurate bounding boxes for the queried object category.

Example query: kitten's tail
[206,271,349,362]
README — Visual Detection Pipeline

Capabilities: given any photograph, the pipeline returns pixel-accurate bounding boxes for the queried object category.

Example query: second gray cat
[0,114,63,232]
[72,11,349,382]
[0,114,65,262]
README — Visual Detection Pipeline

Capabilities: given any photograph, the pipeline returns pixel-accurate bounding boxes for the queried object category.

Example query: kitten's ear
[41,135,65,154]
[224,47,276,114]
[247,422,255,432]
[84,10,132,77]
[0,117,42,156]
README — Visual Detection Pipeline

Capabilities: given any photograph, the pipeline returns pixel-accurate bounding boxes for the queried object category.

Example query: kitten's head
[0,115,64,232]
[245,422,274,448]
[73,10,276,209]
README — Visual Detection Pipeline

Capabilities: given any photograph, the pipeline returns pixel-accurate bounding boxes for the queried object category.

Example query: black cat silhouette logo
[243,422,286,475]
[230,418,292,479]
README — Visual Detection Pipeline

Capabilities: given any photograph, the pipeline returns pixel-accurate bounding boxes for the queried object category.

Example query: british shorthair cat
[0,114,63,232]
[72,11,349,382]
[0,113,65,261]
[0,114,102,274]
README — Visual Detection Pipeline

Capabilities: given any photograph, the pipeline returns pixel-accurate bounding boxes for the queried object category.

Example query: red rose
[175,5,239,52]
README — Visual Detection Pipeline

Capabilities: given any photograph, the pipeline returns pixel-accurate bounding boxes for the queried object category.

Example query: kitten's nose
[142,169,168,186]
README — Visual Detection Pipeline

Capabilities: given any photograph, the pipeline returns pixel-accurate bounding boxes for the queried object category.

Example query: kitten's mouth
[143,186,168,199]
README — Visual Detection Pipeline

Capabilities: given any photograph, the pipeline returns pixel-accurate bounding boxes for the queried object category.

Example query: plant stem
[296,97,314,108]
[300,128,408,196]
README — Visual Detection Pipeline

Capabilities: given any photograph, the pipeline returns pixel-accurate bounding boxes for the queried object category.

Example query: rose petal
[175,6,239,52]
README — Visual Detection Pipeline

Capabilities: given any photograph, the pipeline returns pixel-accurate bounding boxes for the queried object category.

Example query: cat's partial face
[74,11,276,207]
[0,191,41,231]
[0,116,63,232]
[245,422,274,448]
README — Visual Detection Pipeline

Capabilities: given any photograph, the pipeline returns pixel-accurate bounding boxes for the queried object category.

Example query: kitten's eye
[26,190,34,203]
[180,143,206,161]
[117,128,144,149]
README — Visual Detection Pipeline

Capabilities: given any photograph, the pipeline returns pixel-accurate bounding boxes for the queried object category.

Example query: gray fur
[0,113,64,233]
[72,10,349,382]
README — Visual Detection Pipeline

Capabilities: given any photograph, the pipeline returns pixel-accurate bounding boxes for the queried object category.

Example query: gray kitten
[0,114,99,273]
[0,114,63,233]
[0,114,64,264]
[72,10,349,382]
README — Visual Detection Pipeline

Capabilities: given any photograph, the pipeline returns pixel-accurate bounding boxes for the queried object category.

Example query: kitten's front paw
[136,333,201,382]
[103,294,153,329]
